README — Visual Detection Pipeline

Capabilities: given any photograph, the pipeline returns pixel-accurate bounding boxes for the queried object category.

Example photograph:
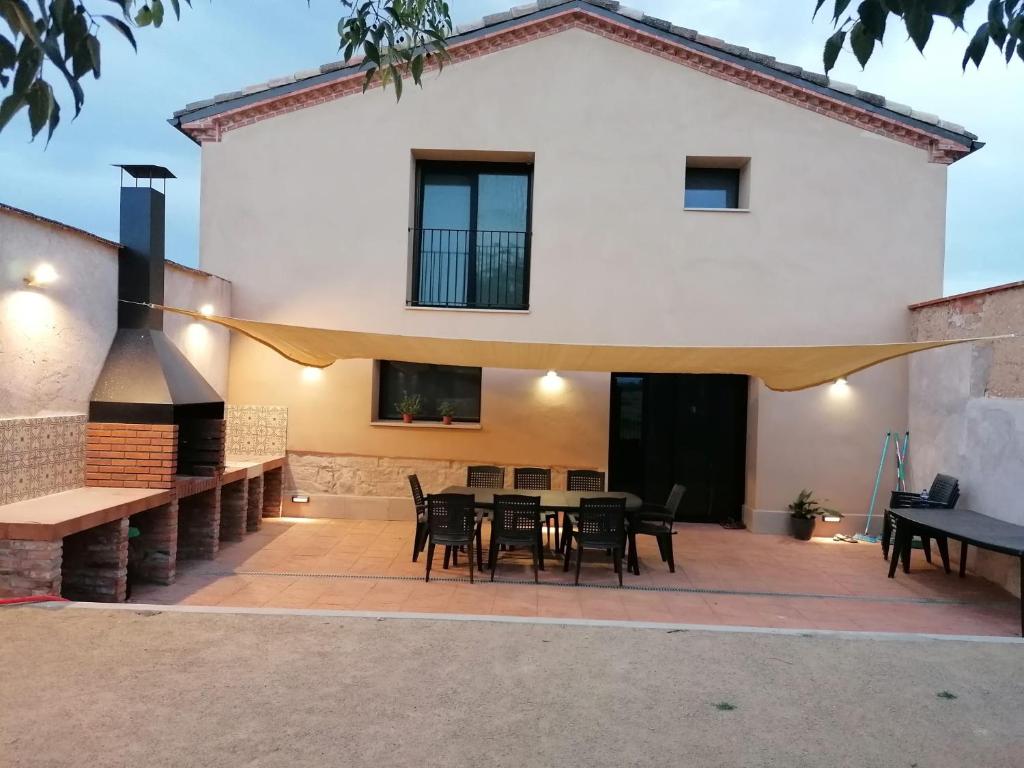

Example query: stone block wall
[219,480,248,542]
[0,539,63,596]
[61,518,129,602]
[85,423,177,489]
[177,487,221,560]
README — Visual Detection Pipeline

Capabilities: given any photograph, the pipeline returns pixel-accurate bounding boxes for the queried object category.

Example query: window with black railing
[409,161,532,310]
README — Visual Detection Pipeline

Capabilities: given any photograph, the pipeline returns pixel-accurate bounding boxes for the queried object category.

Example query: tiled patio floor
[130,517,1022,636]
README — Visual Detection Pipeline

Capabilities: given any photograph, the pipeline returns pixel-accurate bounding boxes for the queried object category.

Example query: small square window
[376,361,482,422]
[684,157,750,210]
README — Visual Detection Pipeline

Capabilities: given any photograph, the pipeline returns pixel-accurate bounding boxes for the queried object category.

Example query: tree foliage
[816,0,1024,73]
[0,0,451,142]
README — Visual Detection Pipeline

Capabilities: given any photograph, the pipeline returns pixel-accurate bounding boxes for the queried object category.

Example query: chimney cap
[113,164,176,180]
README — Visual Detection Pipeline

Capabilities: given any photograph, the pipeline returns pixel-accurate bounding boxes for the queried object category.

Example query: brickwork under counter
[262,467,282,518]
[0,539,63,597]
[61,517,129,602]
[246,476,264,532]
[219,479,248,543]
[129,500,179,586]
[177,487,221,560]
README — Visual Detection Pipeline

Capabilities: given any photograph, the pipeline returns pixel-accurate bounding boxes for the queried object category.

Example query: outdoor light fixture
[301,366,323,382]
[546,370,559,378]
[834,377,848,387]
[23,263,59,287]
[822,512,843,523]
[198,303,214,317]
[291,494,310,504]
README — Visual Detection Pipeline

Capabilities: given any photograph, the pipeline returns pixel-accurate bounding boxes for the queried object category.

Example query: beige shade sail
[157,305,1003,392]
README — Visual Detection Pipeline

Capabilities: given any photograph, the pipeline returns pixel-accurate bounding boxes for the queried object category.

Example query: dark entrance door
[608,374,748,523]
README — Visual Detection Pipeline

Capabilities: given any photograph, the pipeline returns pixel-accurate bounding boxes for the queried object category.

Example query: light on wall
[540,369,565,394]
[198,303,215,317]
[291,494,310,504]
[546,370,559,379]
[830,377,850,395]
[23,263,59,287]
[822,512,843,524]
[301,366,323,382]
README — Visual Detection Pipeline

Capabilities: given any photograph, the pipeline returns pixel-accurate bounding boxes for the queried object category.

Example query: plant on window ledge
[438,401,457,425]
[787,489,839,541]
[395,392,423,423]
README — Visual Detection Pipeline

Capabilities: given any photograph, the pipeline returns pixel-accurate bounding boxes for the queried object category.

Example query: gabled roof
[171,0,980,162]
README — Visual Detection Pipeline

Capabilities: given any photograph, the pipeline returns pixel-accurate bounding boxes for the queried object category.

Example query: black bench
[887,506,1024,636]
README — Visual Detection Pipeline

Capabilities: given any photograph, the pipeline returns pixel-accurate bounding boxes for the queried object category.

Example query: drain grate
[227,569,983,606]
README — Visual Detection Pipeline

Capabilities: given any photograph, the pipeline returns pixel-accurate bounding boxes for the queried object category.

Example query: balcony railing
[409,228,531,310]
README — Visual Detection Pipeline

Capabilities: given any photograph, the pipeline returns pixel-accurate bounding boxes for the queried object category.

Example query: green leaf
[813,0,829,19]
[86,35,101,77]
[101,15,138,51]
[0,35,16,69]
[135,5,153,27]
[152,0,165,28]
[904,5,934,51]
[169,0,182,20]
[390,63,402,100]
[850,21,876,66]
[833,0,853,22]
[0,0,42,44]
[823,29,847,71]
[963,22,990,68]
[26,79,54,138]
[410,53,423,85]
[857,0,888,39]
[0,93,26,131]
[364,40,380,65]
[45,95,59,144]
[989,1,1008,46]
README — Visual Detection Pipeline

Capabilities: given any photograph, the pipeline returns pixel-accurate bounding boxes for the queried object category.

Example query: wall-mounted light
[302,366,323,382]
[291,494,310,504]
[830,376,850,396]
[24,263,59,287]
[822,512,843,524]
[198,303,214,317]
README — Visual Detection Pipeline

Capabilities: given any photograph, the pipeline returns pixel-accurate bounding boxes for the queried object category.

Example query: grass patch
[936,691,958,700]
[713,702,737,711]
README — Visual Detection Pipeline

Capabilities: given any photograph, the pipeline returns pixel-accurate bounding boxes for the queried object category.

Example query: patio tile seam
[228,569,998,607]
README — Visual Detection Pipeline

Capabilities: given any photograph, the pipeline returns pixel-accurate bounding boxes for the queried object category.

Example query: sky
[1,0,1021,296]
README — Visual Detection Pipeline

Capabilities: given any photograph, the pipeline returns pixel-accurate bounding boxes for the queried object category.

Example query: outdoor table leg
[959,542,969,577]
[888,521,907,579]
[1019,555,1023,637]
[936,536,951,574]
[901,523,913,574]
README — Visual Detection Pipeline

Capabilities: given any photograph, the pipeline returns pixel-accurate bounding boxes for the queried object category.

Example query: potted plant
[787,489,839,541]
[395,393,422,423]
[438,401,456,425]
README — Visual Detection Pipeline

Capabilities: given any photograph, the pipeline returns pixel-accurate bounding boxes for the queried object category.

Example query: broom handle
[864,431,892,535]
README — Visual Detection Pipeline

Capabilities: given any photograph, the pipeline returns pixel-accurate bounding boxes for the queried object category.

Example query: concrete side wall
[201,28,948,524]
[910,286,1024,597]
[0,208,232,418]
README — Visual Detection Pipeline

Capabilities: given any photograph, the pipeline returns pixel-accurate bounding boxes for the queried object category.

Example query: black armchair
[627,484,685,575]
[408,474,428,562]
[883,473,960,571]
[563,497,627,586]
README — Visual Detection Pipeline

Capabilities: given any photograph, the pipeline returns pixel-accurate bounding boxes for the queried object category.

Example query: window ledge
[370,420,482,430]
[683,207,751,213]
[405,305,530,315]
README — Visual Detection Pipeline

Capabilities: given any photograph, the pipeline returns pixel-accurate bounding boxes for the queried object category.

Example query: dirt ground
[1,605,1022,768]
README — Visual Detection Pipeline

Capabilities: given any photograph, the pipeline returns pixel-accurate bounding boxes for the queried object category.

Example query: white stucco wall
[0,206,232,418]
[198,27,949,522]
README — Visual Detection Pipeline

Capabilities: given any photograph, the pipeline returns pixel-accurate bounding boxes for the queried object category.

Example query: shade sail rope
[150,303,1010,392]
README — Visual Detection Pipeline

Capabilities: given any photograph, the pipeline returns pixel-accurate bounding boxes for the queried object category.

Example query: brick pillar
[246,476,264,532]
[219,480,248,543]
[0,539,63,597]
[85,423,177,489]
[262,467,283,518]
[61,518,129,602]
[177,487,221,560]
[129,500,179,585]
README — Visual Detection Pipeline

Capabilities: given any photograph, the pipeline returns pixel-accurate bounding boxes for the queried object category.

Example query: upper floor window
[410,161,533,310]
[684,157,750,211]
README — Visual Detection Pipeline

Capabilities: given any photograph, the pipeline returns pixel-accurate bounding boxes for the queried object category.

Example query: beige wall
[0,207,232,418]
[200,28,948,521]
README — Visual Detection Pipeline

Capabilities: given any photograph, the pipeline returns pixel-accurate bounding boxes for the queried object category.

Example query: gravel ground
[1,605,1022,768]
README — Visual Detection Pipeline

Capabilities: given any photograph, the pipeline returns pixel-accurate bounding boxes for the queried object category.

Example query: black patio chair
[627,483,685,575]
[563,496,627,586]
[567,469,605,492]
[488,494,543,583]
[514,468,557,549]
[883,473,960,571]
[467,465,505,489]
[424,493,481,583]
[408,474,428,562]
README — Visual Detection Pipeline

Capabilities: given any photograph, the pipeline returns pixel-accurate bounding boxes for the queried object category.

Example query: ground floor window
[377,361,482,422]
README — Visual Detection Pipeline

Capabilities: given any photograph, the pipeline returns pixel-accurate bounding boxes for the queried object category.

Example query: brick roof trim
[170,0,978,161]
[909,280,1024,310]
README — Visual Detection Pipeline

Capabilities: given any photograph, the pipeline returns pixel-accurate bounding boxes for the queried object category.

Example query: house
[169,1,980,532]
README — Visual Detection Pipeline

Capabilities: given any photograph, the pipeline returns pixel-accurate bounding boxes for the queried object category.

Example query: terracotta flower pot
[790,515,816,541]
[442,415,453,425]
[402,413,414,423]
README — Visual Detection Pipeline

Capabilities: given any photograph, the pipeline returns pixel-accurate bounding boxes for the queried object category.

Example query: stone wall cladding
[85,423,177,489]
[911,284,1024,398]
[246,476,264,532]
[61,517,129,602]
[0,415,85,505]
[177,487,221,560]
[225,405,288,457]
[0,539,63,597]
[129,500,179,585]
[219,479,248,542]
[285,452,605,497]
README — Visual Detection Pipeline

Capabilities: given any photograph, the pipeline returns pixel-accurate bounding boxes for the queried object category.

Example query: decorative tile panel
[225,405,288,458]
[0,415,86,505]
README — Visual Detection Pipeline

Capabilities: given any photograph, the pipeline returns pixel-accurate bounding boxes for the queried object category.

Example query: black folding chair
[408,474,427,562]
[883,473,959,572]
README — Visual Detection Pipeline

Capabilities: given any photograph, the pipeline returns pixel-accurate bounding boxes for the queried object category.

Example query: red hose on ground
[0,595,69,606]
